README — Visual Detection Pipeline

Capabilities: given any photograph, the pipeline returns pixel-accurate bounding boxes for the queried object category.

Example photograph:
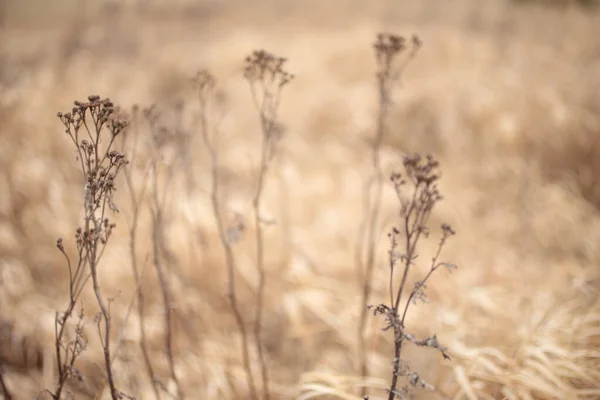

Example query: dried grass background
[1,0,600,399]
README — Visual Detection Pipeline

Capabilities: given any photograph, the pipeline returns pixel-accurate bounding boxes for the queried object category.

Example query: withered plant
[143,105,185,400]
[192,69,258,399]
[120,105,160,400]
[191,50,293,400]
[52,96,129,400]
[243,49,294,400]
[370,154,456,400]
[357,33,421,394]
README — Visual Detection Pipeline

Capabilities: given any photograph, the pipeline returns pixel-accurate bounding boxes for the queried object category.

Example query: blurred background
[1,0,600,399]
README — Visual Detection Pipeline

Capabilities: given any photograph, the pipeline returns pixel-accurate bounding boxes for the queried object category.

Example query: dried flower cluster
[243,50,294,88]
[192,69,217,96]
[244,49,294,153]
[58,95,128,138]
[374,33,422,75]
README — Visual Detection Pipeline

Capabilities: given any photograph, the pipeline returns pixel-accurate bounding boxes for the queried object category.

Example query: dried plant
[52,96,129,400]
[370,154,456,400]
[120,106,159,400]
[193,67,261,399]
[357,33,421,394]
[192,69,259,399]
[143,105,185,400]
[243,49,294,400]
[39,35,451,400]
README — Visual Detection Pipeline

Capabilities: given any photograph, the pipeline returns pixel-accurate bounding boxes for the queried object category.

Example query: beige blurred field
[1,0,600,399]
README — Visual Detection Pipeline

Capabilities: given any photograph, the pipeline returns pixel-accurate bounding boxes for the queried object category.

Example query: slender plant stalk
[90,244,118,400]
[143,108,185,399]
[150,162,183,400]
[193,70,259,400]
[357,47,388,395]
[244,50,294,400]
[252,136,270,400]
[122,107,160,400]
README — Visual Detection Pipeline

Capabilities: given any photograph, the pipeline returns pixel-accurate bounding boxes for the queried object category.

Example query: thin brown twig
[252,138,270,400]
[122,106,160,400]
[144,106,184,400]
[244,50,294,400]
[150,165,183,400]
[193,70,259,400]
[357,76,386,397]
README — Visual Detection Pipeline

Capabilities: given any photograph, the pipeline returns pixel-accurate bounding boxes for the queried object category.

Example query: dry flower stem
[121,107,160,400]
[54,96,129,400]
[244,50,294,400]
[145,107,185,400]
[194,70,259,400]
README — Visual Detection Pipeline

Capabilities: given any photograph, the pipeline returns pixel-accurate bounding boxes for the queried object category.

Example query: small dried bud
[412,35,422,48]
[441,223,456,236]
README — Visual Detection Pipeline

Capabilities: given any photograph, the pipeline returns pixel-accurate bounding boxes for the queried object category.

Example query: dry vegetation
[1,0,600,399]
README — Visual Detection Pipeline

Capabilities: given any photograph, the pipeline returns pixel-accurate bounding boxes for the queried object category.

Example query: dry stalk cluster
[40,33,456,400]
[192,49,294,400]
[369,154,456,400]
[52,96,130,400]
[356,33,456,400]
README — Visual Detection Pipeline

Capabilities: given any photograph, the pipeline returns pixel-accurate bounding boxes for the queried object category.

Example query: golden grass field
[1,0,600,399]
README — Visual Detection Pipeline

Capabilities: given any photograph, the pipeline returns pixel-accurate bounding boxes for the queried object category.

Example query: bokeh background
[1,0,600,399]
